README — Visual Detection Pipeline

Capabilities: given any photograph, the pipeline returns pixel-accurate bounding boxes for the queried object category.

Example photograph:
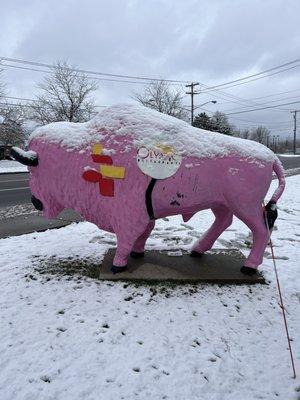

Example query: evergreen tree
[193,111,233,135]
[193,112,212,130]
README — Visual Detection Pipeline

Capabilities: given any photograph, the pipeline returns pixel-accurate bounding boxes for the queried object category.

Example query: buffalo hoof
[111,265,127,274]
[130,251,145,258]
[240,266,257,276]
[190,250,203,258]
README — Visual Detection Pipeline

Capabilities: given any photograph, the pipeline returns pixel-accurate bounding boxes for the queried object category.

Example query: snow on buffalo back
[30,103,275,162]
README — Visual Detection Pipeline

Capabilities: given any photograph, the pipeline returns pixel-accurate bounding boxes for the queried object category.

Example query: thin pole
[263,205,297,379]
[291,110,299,155]
[186,82,200,125]
[191,84,194,124]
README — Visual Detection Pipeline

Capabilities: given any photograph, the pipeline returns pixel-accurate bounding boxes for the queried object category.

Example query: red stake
[263,204,297,379]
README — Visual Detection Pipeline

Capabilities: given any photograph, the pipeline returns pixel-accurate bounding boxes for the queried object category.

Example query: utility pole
[291,110,300,155]
[185,82,200,125]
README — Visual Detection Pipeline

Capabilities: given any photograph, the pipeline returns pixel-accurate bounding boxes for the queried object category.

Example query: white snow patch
[102,148,116,155]
[0,160,28,173]
[83,166,98,172]
[11,147,37,159]
[167,250,183,256]
[185,163,193,169]
[30,120,105,151]
[0,175,299,399]
[278,154,300,157]
[30,104,276,163]
[229,167,239,175]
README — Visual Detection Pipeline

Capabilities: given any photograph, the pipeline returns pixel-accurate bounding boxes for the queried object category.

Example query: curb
[0,210,83,239]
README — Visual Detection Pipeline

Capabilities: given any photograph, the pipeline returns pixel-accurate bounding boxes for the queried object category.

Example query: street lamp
[191,100,217,125]
[195,100,217,110]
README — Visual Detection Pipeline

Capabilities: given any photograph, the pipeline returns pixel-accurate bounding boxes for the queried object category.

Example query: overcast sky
[1,0,300,140]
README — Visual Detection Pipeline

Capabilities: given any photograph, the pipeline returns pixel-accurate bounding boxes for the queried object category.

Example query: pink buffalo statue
[11,104,285,275]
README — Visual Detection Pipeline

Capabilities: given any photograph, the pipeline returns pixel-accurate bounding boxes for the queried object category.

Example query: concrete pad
[0,209,83,239]
[99,249,265,284]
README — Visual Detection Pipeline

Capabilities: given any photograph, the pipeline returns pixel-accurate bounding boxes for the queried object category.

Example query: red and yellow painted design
[82,144,125,197]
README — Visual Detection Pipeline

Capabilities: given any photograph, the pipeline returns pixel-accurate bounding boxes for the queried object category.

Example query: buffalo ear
[11,147,39,167]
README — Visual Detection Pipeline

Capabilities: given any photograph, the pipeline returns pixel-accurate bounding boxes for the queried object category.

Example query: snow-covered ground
[0,160,28,173]
[0,203,39,220]
[0,176,299,400]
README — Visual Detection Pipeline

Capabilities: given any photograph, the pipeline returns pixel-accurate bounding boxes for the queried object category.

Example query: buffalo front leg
[191,206,233,256]
[130,221,155,258]
[112,221,151,273]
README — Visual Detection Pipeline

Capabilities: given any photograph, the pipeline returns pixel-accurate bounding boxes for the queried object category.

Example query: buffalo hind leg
[191,206,233,256]
[236,207,270,275]
[130,221,155,258]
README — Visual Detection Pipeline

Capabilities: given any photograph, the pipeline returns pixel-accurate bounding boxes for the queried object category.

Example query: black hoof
[190,250,203,258]
[130,251,145,258]
[111,265,127,274]
[240,266,257,276]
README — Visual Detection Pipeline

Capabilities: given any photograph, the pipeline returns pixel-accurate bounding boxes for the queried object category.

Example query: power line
[4,95,36,102]
[0,102,34,108]
[200,83,262,105]
[193,62,300,111]
[202,64,300,92]
[0,56,188,84]
[228,115,291,125]
[216,87,300,105]
[2,63,159,85]
[2,56,298,112]
[201,58,300,91]
[198,85,289,114]
[198,82,289,112]
[0,97,107,109]
[223,95,300,113]
[2,56,300,129]
[226,100,300,116]
[3,61,294,114]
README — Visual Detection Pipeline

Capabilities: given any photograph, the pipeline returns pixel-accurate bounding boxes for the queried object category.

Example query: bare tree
[30,61,98,125]
[0,102,27,146]
[210,111,233,135]
[132,80,187,120]
[233,128,251,139]
[251,126,270,144]
[241,128,251,139]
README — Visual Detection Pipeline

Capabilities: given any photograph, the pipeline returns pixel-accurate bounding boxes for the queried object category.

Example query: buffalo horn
[11,147,39,167]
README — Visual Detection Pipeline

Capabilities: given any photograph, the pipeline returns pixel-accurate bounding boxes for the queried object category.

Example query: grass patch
[31,255,102,280]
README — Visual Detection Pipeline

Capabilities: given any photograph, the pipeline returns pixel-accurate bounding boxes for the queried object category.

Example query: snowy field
[0,176,299,400]
[0,160,28,173]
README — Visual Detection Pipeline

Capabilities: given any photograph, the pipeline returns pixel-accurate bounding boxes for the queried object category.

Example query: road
[277,155,300,169]
[0,173,30,208]
[0,156,299,209]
